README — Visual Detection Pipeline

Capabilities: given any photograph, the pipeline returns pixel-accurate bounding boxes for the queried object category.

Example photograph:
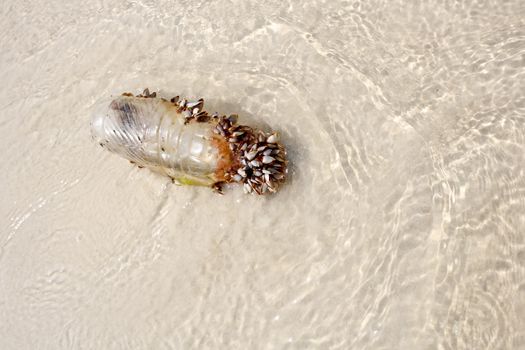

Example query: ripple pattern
[0,0,524,349]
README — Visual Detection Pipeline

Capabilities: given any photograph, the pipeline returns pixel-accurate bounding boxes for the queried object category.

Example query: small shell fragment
[186,99,203,108]
[246,151,257,161]
[262,155,275,164]
[267,133,279,143]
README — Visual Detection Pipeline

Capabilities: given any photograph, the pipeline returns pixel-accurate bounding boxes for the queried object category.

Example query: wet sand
[1,0,524,348]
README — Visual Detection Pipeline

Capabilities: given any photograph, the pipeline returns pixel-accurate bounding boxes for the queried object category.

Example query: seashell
[216,124,225,136]
[267,133,279,143]
[186,99,203,109]
[195,113,210,123]
[245,151,257,161]
[237,168,247,177]
[262,155,275,164]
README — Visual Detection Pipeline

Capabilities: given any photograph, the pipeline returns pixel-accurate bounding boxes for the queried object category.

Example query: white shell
[237,168,247,177]
[246,151,257,160]
[262,155,275,164]
[267,133,278,143]
[250,160,261,167]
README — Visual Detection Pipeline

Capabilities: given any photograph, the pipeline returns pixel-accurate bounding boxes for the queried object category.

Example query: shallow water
[1,0,524,349]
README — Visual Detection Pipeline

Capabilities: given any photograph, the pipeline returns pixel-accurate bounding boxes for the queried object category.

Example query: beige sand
[1,0,524,349]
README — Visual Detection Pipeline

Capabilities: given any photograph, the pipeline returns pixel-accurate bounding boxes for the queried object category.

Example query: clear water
[1,0,524,349]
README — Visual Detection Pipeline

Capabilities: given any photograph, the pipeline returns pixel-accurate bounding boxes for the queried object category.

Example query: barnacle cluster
[214,117,287,194]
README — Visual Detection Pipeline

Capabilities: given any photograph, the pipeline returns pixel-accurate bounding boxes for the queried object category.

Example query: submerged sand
[1,0,524,349]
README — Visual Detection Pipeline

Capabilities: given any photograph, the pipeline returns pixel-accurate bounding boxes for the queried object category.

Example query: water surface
[1,0,524,349]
